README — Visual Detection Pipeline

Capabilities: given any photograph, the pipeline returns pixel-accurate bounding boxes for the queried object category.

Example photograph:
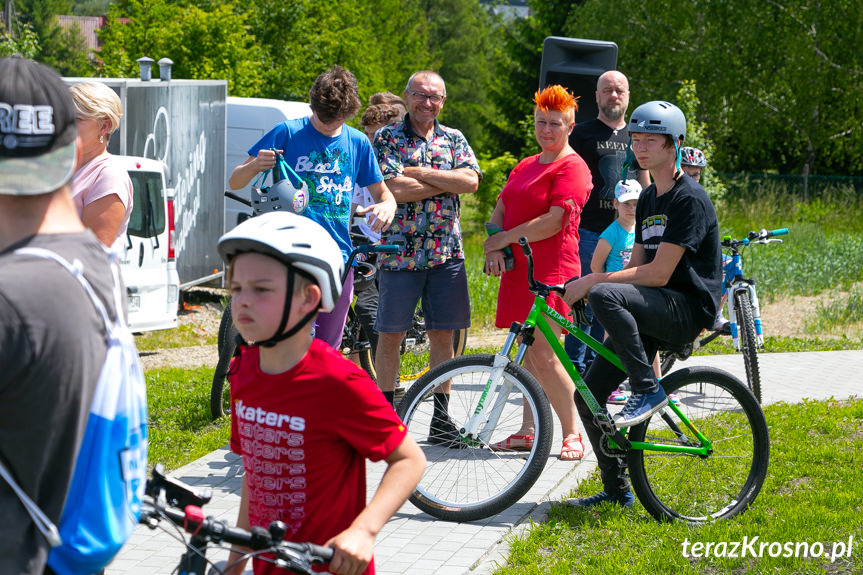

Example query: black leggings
[574,282,704,493]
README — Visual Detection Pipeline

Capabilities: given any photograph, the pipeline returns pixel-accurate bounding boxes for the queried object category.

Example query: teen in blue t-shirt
[228,66,396,349]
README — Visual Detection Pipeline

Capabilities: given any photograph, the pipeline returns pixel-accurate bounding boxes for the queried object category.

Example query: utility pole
[4,0,13,35]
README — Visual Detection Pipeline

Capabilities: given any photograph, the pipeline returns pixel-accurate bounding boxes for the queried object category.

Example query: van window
[127,171,166,238]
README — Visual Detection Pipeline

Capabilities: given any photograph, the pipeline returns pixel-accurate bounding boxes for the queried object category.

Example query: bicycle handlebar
[225,190,252,207]
[517,237,588,323]
[722,227,790,248]
[343,243,399,284]
[140,466,334,572]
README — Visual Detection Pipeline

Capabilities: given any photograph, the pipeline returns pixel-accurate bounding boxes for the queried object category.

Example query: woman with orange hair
[483,85,592,460]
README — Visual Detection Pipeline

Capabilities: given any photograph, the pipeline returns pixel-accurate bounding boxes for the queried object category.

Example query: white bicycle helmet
[218,211,344,312]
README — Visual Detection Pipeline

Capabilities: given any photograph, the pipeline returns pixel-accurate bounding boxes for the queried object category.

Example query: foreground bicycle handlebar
[139,465,333,575]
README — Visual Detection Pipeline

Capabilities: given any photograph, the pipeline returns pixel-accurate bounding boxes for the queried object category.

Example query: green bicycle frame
[501,293,714,457]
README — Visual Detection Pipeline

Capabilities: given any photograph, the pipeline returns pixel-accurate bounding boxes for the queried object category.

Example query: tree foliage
[14,0,90,75]
[558,0,863,177]
[97,0,263,96]
[0,22,40,58]
[13,0,860,178]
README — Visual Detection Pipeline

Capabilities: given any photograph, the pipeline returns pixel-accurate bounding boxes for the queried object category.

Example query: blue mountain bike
[660,227,788,403]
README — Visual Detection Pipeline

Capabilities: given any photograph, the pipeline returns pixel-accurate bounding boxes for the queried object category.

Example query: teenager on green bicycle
[563,101,722,507]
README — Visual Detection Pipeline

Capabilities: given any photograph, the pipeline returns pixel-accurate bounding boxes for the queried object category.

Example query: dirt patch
[139,285,857,372]
[137,288,224,372]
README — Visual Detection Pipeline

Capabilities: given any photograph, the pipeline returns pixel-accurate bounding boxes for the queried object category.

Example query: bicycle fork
[459,330,520,446]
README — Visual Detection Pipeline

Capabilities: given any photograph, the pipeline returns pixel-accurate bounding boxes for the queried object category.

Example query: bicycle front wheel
[734,290,762,403]
[396,354,553,522]
[628,366,769,523]
[210,304,238,419]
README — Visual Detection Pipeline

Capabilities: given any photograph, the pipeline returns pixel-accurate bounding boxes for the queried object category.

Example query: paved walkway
[108,350,862,575]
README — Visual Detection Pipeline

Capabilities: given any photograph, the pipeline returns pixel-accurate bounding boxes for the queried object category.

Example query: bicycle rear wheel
[734,290,762,403]
[659,351,676,375]
[210,303,238,419]
[628,366,769,523]
[399,327,469,383]
[396,354,553,522]
[342,306,376,381]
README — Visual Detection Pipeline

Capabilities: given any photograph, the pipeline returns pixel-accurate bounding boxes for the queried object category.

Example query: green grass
[146,367,230,471]
[493,398,863,575]
[807,287,863,334]
[693,335,863,355]
[135,322,218,351]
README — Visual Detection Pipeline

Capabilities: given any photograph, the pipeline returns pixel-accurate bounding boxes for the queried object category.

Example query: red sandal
[489,433,534,451]
[560,434,585,461]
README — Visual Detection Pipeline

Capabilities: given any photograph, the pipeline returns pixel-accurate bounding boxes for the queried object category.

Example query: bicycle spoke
[398,355,553,522]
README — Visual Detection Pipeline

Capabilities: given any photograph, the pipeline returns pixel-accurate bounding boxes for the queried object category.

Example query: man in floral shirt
[372,71,481,430]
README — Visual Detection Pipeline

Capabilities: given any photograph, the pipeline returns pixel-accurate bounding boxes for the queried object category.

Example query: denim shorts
[375,258,471,333]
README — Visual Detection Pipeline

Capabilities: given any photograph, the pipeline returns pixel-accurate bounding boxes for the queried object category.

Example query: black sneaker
[564,489,634,508]
[428,417,465,448]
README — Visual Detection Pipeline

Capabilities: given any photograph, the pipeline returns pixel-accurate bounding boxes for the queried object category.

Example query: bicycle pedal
[593,410,617,436]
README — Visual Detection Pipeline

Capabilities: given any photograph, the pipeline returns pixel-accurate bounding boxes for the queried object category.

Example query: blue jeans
[564,228,606,374]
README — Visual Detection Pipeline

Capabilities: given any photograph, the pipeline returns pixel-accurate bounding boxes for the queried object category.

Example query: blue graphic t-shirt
[248,117,384,261]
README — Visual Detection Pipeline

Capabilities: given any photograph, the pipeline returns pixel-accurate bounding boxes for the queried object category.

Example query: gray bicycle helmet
[680,146,706,168]
[251,174,309,216]
[628,101,686,142]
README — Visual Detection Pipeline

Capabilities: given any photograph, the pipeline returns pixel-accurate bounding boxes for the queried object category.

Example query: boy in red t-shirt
[217,212,425,575]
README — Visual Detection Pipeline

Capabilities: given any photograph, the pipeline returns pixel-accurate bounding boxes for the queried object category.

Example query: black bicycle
[138,465,332,575]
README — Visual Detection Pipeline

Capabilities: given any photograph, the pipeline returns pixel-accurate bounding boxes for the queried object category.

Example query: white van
[119,156,180,332]
[225,97,312,231]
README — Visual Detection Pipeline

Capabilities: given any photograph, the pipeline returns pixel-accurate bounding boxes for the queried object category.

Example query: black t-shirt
[0,232,113,574]
[570,118,644,233]
[635,174,722,328]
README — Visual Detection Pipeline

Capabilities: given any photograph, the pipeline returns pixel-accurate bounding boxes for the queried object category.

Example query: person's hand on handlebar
[324,526,373,575]
[562,275,596,308]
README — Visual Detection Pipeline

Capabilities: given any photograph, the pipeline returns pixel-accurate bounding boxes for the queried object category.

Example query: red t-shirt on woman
[495,153,592,328]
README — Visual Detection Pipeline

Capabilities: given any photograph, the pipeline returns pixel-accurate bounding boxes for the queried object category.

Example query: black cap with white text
[0,55,78,196]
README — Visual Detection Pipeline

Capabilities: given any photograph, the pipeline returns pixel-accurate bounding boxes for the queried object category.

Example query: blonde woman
[70,82,133,249]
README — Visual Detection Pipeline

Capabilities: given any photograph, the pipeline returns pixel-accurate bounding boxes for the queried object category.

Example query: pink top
[71,152,133,242]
